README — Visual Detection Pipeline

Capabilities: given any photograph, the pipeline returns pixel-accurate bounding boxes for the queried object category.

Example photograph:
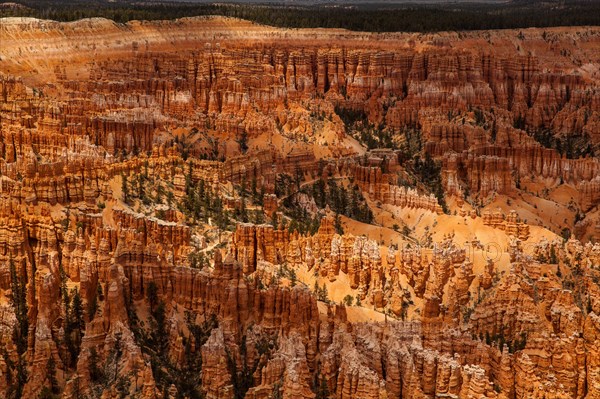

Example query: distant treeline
[2,1,600,32]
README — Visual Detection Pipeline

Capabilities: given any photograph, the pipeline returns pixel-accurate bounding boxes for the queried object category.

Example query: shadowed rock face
[0,16,599,399]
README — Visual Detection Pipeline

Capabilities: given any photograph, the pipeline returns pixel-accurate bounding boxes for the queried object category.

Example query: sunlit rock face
[0,16,599,399]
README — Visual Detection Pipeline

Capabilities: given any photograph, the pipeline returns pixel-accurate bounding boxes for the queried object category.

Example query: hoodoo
[0,7,599,399]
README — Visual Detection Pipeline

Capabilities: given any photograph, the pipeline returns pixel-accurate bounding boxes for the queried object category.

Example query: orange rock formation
[0,16,599,399]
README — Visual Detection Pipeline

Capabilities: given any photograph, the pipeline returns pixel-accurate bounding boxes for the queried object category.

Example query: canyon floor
[0,16,599,399]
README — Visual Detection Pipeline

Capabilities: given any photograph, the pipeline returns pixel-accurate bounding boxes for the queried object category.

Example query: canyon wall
[0,16,599,399]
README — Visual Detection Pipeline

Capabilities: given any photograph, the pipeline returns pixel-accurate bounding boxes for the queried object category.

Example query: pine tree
[166,190,174,207]
[46,356,59,394]
[343,295,354,306]
[71,289,84,332]
[62,289,84,368]
[270,380,283,399]
[549,246,558,264]
[239,198,249,223]
[237,131,249,154]
[315,373,330,399]
[11,356,27,399]
[87,285,98,321]
[270,213,278,228]
[288,219,298,234]
[339,186,348,214]
[320,284,329,302]
[316,178,325,207]
[137,173,146,202]
[328,179,339,212]
[289,269,297,287]
[89,347,104,382]
[121,172,130,204]
[151,302,168,356]
[146,281,158,312]
[185,162,194,197]
[349,188,359,218]
[9,259,28,355]
[294,164,302,190]
[112,331,123,381]
[251,176,258,202]
[334,213,344,235]
[259,184,265,206]
[143,160,149,180]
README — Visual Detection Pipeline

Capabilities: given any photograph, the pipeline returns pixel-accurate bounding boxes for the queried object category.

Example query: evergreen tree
[185,162,194,197]
[343,295,354,306]
[166,190,174,208]
[334,213,344,235]
[294,164,302,190]
[319,284,329,302]
[315,373,330,399]
[88,347,103,382]
[71,289,85,332]
[349,188,359,218]
[137,173,146,203]
[9,259,28,355]
[46,356,59,394]
[146,281,158,312]
[239,198,249,223]
[549,246,558,264]
[12,357,27,399]
[87,285,98,321]
[151,301,168,356]
[121,173,130,204]
[156,183,164,204]
[313,178,326,208]
[251,176,258,202]
[289,269,297,287]
[112,331,123,381]
[63,289,84,368]
[237,131,249,154]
